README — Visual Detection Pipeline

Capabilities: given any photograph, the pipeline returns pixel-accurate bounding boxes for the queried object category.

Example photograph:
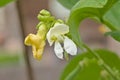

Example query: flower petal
[32,46,44,60]
[24,33,46,60]
[64,36,77,55]
[46,29,54,46]
[32,40,45,60]
[54,41,63,59]
[51,23,69,35]
[47,23,69,46]
[24,34,41,47]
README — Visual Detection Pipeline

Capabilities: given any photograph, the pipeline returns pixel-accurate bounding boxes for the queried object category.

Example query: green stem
[82,44,118,80]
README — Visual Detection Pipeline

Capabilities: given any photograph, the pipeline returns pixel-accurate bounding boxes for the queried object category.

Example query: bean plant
[1,0,120,80]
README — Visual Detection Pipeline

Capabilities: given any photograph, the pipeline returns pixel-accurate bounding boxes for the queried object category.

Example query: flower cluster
[24,9,77,60]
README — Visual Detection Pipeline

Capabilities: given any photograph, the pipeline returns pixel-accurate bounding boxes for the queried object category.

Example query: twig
[16,1,34,80]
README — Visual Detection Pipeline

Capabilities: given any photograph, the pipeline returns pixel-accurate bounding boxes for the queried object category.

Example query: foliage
[60,49,120,80]
[0,0,15,7]
[0,50,20,66]
[57,0,79,9]
[58,0,120,80]
[105,31,120,42]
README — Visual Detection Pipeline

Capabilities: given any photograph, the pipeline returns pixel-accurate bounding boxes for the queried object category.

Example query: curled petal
[24,34,34,46]
[51,23,69,35]
[54,41,63,59]
[47,23,69,46]
[24,34,46,60]
[32,40,45,60]
[24,34,41,47]
[64,36,77,55]
[32,46,44,60]
[46,30,54,46]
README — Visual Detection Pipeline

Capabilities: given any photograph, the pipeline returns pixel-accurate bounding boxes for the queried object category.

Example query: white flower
[47,23,77,59]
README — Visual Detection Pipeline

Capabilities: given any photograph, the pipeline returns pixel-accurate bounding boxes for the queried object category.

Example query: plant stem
[82,44,118,80]
[16,1,34,80]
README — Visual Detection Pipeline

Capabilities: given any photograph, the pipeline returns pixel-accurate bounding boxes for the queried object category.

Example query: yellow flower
[24,33,45,60]
[24,24,47,60]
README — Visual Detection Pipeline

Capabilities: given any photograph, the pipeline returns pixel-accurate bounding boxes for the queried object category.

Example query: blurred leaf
[0,54,19,65]
[60,49,120,80]
[103,1,120,31]
[67,0,117,48]
[105,31,120,42]
[0,50,20,66]
[0,0,15,7]
[57,0,79,9]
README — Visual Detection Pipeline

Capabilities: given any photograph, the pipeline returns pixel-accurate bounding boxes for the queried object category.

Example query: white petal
[47,23,69,46]
[46,30,54,46]
[64,36,77,55]
[52,23,69,35]
[54,41,63,59]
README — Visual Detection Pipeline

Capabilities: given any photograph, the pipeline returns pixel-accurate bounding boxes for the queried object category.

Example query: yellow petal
[32,46,44,60]
[32,40,45,60]
[24,34,41,48]
[24,34,33,46]
[24,33,46,60]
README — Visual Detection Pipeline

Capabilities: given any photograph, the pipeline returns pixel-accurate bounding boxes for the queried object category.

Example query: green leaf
[105,31,120,42]
[72,0,108,9]
[0,0,15,7]
[67,0,118,48]
[60,49,120,80]
[57,0,79,9]
[103,1,120,31]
